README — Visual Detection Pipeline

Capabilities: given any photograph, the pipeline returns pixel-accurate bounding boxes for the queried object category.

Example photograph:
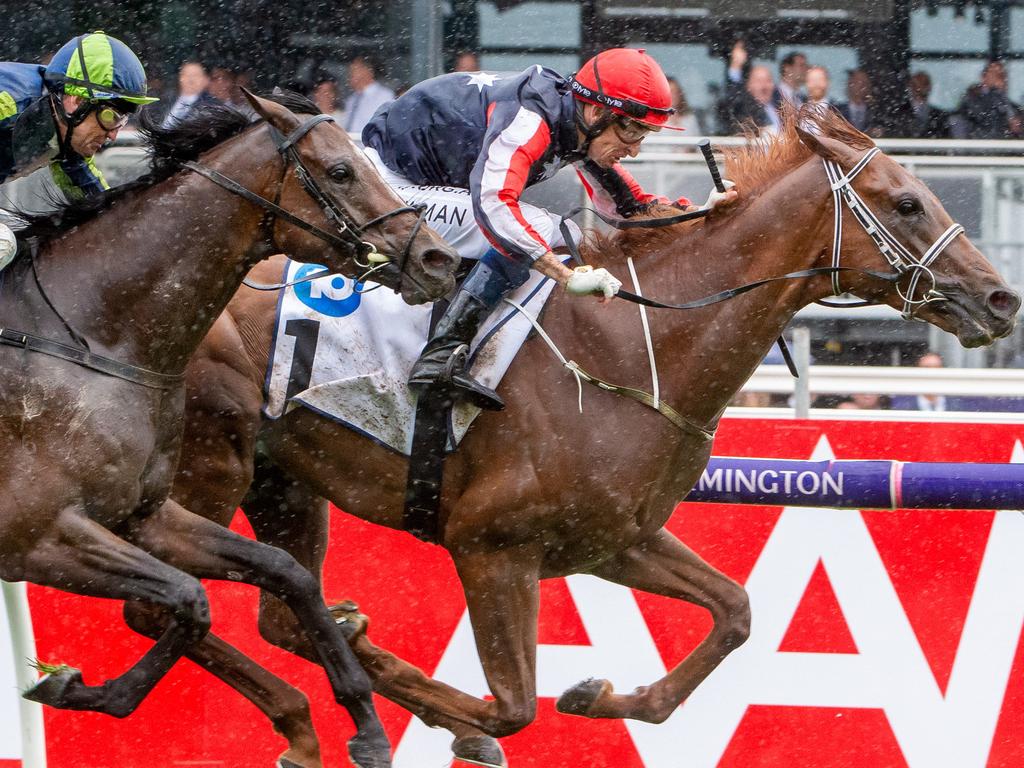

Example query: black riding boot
[408,259,521,410]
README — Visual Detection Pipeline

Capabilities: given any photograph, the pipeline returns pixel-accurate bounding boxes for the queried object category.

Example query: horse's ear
[240,87,301,134]
[796,125,863,169]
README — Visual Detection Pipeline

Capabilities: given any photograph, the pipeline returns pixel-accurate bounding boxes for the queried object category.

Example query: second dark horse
[0,92,458,768]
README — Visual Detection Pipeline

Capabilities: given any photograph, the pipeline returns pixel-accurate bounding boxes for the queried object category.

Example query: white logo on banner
[394,435,1024,768]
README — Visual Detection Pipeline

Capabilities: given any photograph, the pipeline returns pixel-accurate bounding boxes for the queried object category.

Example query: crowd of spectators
[713,40,1024,139]
[151,45,1024,143]
[151,55,395,135]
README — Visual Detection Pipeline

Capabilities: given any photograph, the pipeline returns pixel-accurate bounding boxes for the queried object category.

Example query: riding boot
[408,255,527,410]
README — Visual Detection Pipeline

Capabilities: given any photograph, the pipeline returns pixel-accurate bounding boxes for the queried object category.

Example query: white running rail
[743,364,1024,397]
[2,580,46,768]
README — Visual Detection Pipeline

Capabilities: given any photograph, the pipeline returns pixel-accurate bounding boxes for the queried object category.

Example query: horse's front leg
[451,545,543,737]
[124,498,390,768]
[556,527,750,723]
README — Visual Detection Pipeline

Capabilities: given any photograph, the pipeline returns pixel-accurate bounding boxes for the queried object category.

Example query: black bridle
[184,113,429,289]
[0,112,433,390]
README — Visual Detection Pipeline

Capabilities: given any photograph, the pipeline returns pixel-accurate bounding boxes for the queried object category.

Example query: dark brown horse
[0,92,457,768]
[155,112,1018,766]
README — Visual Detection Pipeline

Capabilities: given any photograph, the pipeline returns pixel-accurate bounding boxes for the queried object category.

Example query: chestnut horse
[0,92,458,768]
[154,112,1018,766]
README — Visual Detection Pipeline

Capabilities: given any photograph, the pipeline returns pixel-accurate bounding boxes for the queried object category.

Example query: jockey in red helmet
[363,48,738,410]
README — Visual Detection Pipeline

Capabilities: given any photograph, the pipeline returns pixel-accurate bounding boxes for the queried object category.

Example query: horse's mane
[722,103,874,194]
[14,90,319,243]
[580,105,874,261]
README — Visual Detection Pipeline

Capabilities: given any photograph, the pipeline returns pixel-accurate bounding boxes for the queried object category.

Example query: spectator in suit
[904,72,949,138]
[891,351,953,411]
[799,65,837,134]
[803,65,835,119]
[666,76,702,135]
[310,73,345,122]
[722,40,781,135]
[775,51,807,110]
[838,69,881,137]
[208,64,256,119]
[343,55,394,135]
[161,60,220,127]
[955,60,1022,139]
[452,51,481,73]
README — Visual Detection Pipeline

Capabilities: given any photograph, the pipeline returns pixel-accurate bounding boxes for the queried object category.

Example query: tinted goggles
[94,104,130,131]
[611,116,655,143]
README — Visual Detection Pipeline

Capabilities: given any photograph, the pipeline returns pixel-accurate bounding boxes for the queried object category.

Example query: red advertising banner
[6,417,1024,767]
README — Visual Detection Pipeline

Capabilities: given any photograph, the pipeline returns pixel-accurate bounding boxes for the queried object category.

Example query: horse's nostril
[423,248,457,275]
[988,289,1022,317]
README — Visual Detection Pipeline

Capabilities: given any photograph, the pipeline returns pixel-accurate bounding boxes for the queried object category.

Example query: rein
[184,113,429,291]
[0,327,183,389]
[0,111,423,389]
[559,214,900,310]
[545,143,967,432]
[563,148,965,318]
[0,242,185,389]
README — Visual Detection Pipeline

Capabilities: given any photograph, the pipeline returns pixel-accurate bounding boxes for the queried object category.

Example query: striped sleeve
[469,103,553,263]
[577,159,691,219]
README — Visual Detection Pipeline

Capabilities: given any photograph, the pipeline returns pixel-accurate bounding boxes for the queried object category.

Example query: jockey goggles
[611,115,657,143]
[93,103,130,131]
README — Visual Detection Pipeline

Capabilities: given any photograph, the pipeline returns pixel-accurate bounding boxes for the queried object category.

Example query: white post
[2,580,47,768]
[792,327,811,418]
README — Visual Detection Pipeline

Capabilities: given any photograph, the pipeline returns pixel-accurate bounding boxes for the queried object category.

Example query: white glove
[0,221,16,271]
[565,265,622,299]
[703,179,737,211]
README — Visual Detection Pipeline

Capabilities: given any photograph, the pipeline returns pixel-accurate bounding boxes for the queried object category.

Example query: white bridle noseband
[823,148,965,319]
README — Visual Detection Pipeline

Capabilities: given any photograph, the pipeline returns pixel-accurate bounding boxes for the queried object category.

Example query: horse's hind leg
[124,601,323,768]
[17,507,210,718]
[244,464,506,766]
[123,498,390,768]
[556,526,749,723]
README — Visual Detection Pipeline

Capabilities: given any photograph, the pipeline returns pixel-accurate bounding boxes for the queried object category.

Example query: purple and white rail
[685,457,1024,510]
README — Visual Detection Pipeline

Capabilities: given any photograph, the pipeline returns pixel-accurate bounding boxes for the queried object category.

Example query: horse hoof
[276,759,304,768]
[347,732,392,768]
[23,666,85,708]
[556,678,610,717]
[452,735,507,767]
[329,600,368,642]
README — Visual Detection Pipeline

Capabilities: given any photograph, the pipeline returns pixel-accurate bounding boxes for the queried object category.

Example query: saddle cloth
[263,259,556,455]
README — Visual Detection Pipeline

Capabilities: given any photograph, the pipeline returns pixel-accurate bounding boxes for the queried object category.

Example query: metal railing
[737,325,1024,419]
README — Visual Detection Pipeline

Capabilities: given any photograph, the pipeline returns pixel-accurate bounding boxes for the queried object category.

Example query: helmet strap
[568,102,614,163]
[48,92,93,160]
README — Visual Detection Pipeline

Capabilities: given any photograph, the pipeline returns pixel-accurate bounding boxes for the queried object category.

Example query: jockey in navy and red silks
[363,48,738,411]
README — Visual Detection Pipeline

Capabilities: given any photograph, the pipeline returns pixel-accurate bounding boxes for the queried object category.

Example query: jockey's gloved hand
[566,265,622,299]
[0,221,17,271]
[703,179,738,211]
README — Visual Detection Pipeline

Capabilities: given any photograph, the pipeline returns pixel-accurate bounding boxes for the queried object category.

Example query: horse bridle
[183,113,429,285]
[0,112,433,391]
[822,147,964,319]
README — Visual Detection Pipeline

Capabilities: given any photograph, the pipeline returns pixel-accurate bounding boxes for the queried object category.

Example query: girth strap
[0,327,184,390]
[563,359,716,442]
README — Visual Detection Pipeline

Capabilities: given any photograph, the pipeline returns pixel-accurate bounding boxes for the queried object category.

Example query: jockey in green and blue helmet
[42,31,158,162]
[0,31,157,267]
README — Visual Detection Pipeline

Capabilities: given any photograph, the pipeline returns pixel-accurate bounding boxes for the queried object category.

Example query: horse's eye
[897,198,921,216]
[329,164,351,183]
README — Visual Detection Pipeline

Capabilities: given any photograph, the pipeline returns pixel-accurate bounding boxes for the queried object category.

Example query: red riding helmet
[567,48,680,130]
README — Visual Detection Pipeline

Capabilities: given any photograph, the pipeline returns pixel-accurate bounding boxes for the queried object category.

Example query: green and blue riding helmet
[42,31,158,155]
